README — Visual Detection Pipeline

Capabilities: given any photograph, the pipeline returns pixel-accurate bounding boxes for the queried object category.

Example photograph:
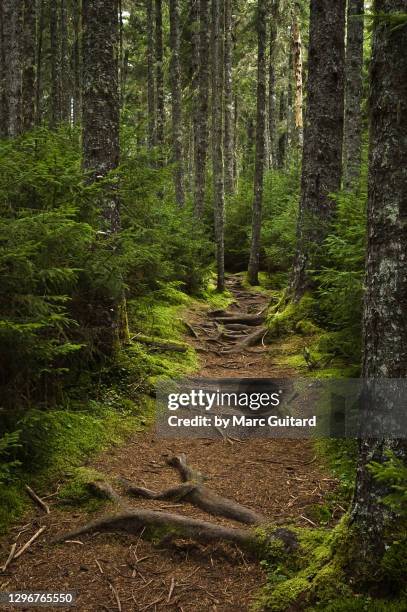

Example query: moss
[0,485,28,535]
[255,576,310,611]
[57,467,110,511]
[267,293,319,338]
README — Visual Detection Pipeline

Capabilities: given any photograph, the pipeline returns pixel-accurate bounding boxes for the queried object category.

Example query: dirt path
[0,276,338,611]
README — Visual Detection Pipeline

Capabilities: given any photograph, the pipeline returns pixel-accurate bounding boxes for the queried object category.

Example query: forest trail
[0,276,339,611]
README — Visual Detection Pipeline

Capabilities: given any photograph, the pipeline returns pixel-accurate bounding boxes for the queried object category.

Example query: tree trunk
[349,0,407,583]
[290,0,346,299]
[0,0,8,137]
[3,0,22,137]
[146,0,155,148]
[82,0,120,228]
[194,0,210,217]
[277,90,287,169]
[82,0,125,353]
[22,0,36,131]
[169,0,185,206]
[154,0,164,150]
[268,0,279,169]
[223,0,234,194]
[291,13,303,147]
[49,0,60,128]
[59,0,70,123]
[72,0,81,125]
[35,0,44,125]
[247,0,267,286]
[211,0,225,292]
[343,0,364,190]
[190,0,199,189]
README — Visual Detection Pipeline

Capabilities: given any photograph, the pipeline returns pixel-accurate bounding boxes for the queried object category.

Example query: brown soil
[0,275,339,611]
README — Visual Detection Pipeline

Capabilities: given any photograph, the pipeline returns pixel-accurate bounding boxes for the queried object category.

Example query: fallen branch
[25,485,50,515]
[13,526,46,561]
[1,543,16,572]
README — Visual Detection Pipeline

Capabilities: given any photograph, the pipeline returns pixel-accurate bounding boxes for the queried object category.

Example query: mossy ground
[254,518,407,611]
[0,285,206,533]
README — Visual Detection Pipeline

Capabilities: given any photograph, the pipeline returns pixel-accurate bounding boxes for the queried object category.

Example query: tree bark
[343,0,364,190]
[350,0,407,581]
[291,12,303,147]
[194,0,210,217]
[224,0,234,194]
[290,0,346,299]
[2,0,22,137]
[82,0,120,230]
[59,0,70,123]
[154,0,164,150]
[72,0,81,125]
[247,0,267,286]
[169,0,185,206]
[211,0,225,291]
[0,0,8,137]
[146,0,156,148]
[269,0,279,169]
[49,0,60,128]
[22,0,36,130]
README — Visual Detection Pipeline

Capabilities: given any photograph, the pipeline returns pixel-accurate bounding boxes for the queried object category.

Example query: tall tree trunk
[349,0,407,582]
[22,0,36,131]
[60,0,70,123]
[82,0,120,227]
[247,0,267,286]
[82,0,125,352]
[269,0,279,169]
[291,12,303,147]
[35,0,44,125]
[194,0,210,217]
[0,0,8,137]
[277,90,287,169]
[154,0,164,150]
[146,0,156,147]
[49,0,60,127]
[3,0,22,137]
[72,0,81,125]
[290,0,346,299]
[190,0,199,186]
[169,0,184,206]
[223,0,234,194]
[343,0,364,190]
[211,0,225,292]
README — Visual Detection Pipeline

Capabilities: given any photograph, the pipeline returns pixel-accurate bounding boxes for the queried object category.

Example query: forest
[0,0,406,610]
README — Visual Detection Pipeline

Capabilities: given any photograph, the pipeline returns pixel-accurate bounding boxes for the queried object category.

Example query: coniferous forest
[0,0,406,610]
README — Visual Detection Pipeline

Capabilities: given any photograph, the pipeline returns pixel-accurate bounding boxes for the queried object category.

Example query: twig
[300,515,317,527]
[109,582,122,612]
[167,577,176,602]
[13,526,46,561]
[1,543,17,572]
[65,540,84,545]
[25,485,50,514]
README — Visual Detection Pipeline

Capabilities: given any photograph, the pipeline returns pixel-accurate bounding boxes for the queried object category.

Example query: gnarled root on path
[53,454,298,555]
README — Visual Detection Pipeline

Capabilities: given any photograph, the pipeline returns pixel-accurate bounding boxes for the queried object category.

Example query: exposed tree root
[214,313,265,326]
[121,454,265,525]
[225,326,268,353]
[54,454,298,555]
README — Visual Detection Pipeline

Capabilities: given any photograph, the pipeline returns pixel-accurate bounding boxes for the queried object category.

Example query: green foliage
[369,451,407,516]
[314,178,367,361]
[0,431,21,484]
